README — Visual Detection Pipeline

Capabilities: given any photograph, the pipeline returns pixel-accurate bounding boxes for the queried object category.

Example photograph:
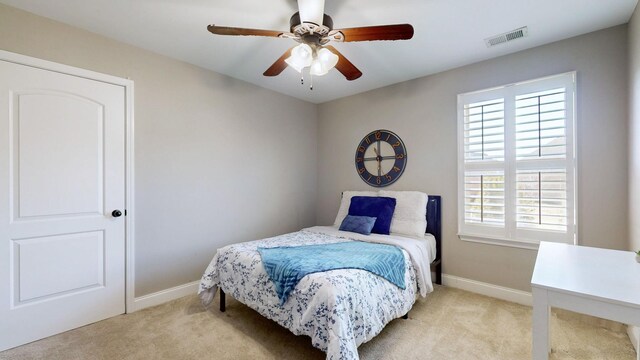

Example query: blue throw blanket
[258,241,406,305]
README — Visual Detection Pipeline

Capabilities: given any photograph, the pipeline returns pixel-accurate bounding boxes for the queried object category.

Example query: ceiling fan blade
[330,24,414,42]
[207,25,284,38]
[263,47,294,77]
[324,45,362,81]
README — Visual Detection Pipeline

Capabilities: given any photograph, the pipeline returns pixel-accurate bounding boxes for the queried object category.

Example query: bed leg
[219,288,226,312]
[435,263,442,285]
[402,313,408,319]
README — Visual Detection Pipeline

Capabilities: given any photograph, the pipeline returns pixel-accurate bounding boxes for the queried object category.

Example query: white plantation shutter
[464,172,505,225]
[516,170,567,232]
[458,73,576,247]
[515,88,567,159]
[464,99,505,161]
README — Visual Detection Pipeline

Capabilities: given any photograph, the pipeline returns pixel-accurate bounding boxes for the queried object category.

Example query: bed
[198,194,441,360]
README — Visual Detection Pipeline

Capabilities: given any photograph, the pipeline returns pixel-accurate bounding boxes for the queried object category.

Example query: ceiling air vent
[484,27,528,47]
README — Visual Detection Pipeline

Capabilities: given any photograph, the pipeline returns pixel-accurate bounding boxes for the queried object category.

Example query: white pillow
[378,190,428,237]
[333,191,378,227]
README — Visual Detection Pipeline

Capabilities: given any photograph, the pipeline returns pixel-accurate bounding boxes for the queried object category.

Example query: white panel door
[0,60,126,351]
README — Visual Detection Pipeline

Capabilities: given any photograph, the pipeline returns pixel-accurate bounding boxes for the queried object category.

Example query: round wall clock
[355,129,407,187]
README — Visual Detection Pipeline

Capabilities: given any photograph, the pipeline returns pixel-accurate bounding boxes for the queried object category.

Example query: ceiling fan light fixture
[310,59,328,76]
[285,43,313,72]
[298,0,325,26]
[318,48,338,67]
[310,47,338,76]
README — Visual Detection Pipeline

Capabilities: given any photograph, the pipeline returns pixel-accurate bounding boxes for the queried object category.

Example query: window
[457,73,576,248]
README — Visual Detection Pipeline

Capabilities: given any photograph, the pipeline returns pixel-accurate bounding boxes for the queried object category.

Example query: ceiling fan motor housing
[290,12,334,45]
[290,12,333,31]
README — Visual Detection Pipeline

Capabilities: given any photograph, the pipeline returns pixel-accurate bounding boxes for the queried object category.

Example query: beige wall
[317,26,629,292]
[0,4,318,297]
[0,3,632,296]
[630,4,640,253]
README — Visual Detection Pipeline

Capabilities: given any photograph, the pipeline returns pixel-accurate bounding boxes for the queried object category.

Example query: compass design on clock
[355,129,407,187]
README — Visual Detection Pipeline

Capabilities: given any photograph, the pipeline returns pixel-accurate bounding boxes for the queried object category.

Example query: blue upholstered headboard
[426,195,442,284]
[426,195,442,263]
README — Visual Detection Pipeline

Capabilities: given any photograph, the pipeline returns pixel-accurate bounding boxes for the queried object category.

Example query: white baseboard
[628,325,640,354]
[130,281,200,312]
[442,274,532,306]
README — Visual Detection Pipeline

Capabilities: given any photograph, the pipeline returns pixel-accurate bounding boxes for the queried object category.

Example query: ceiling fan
[206,0,414,87]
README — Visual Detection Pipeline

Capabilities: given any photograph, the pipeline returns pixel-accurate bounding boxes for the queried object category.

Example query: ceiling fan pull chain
[310,72,314,90]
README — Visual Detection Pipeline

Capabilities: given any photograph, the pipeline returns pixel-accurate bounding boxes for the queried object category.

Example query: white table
[531,242,640,360]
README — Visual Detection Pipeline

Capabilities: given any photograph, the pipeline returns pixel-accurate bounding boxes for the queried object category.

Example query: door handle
[112,210,123,218]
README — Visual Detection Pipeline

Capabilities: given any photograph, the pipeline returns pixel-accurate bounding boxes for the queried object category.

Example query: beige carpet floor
[0,285,635,360]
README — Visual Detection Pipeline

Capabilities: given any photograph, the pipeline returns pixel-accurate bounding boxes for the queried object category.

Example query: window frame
[457,72,577,249]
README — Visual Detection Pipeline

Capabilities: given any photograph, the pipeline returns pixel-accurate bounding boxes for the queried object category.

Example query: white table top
[532,242,640,309]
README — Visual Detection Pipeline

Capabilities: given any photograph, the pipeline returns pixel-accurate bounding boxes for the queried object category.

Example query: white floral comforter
[198,226,434,360]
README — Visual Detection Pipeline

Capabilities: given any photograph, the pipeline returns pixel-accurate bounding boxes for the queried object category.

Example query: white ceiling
[2,0,637,103]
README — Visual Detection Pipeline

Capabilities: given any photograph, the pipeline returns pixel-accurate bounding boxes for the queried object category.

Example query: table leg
[532,287,550,360]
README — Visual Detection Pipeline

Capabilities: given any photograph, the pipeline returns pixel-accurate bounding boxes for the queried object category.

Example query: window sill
[458,233,540,250]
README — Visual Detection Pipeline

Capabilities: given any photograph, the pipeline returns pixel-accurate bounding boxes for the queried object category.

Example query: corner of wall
[629,325,640,354]
[628,4,640,355]
[629,1,640,253]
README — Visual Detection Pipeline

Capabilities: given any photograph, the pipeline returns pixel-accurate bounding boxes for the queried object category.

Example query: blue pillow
[339,215,377,235]
[348,196,397,235]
